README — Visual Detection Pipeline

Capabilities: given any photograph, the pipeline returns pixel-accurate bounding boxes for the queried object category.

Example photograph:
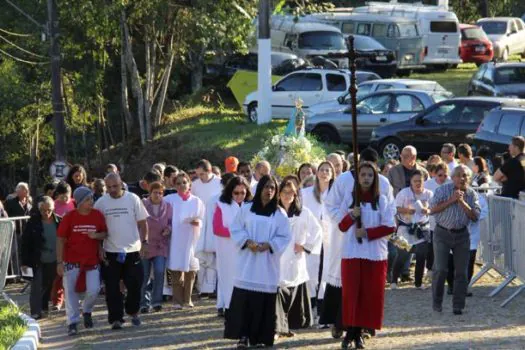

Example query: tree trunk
[154,35,175,128]
[120,19,133,137]
[190,47,205,93]
[144,30,153,141]
[121,10,146,146]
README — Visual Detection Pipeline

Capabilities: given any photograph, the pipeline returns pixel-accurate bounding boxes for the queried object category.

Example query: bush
[0,301,26,350]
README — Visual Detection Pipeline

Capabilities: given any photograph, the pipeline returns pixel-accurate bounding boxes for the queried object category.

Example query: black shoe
[331,325,343,339]
[83,313,93,329]
[140,306,150,314]
[68,323,78,336]
[131,315,141,326]
[341,338,351,349]
[355,336,365,349]
[401,275,413,283]
[153,305,162,312]
[200,293,209,299]
[237,337,248,349]
[466,292,473,297]
[453,308,463,315]
[111,321,123,330]
[217,308,225,317]
[433,304,442,313]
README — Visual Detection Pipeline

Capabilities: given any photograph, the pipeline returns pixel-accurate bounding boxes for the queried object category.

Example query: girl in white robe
[213,175,253,315]
[224,175,291,348]
[276,179,322,337]
[164,172,205,309]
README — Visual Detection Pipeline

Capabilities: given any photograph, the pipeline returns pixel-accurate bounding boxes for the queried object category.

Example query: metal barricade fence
[0,216,30,283]
[0,220,15,291]
[470,195,525,307]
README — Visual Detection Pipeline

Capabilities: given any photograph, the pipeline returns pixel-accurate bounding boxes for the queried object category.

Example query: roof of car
[459,23,479,29]
[365,88,439,96]
[360,78,438,85]
[477,17,520,22]
[495,106,525,112]
[482,62,525,69]
[449,96,524,104]
[294,68,378,75]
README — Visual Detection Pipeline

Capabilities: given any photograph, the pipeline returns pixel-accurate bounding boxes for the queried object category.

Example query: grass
[411,63,477,97]
[0,301,26,350]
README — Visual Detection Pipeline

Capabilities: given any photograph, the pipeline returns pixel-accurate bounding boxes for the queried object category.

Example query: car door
[517,20,525,53]
[400,101,461,154]
[351,93,392,143]
[297,73,324,111]
[447,102,500,144]
[272,72,303,118]
[478,66,496,96]
[388,93,427,124]
[469,64,487,95]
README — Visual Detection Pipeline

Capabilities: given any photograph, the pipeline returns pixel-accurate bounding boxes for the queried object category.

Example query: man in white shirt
[192,159,222,297]
[441,143,458,175]
[95,173,149,330]
[327,153,343,178]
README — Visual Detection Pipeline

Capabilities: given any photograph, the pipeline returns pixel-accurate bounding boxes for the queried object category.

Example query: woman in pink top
[213,176,252,313]
[54,182,76,217]
[140,181,172,313]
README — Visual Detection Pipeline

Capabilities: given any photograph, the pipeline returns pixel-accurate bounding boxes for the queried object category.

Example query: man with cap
[56,186,108,336]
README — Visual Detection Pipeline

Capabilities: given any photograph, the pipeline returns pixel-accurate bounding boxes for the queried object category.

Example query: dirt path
[5,268,525,349]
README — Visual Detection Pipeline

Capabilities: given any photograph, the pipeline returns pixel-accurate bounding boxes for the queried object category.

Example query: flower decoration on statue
[252,98,325,179]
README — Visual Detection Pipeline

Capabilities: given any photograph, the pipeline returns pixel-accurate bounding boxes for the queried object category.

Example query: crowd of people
[2,136,525,349]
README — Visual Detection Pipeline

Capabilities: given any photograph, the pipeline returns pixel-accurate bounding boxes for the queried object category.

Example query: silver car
[305,89,443,144]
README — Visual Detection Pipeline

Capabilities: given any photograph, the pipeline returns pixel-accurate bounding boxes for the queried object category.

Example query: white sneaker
[390,283,398,290]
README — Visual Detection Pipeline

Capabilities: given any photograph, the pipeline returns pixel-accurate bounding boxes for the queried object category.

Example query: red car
[460,24,494,66]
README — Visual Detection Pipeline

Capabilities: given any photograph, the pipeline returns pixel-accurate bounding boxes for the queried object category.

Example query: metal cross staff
[328,36,375,244]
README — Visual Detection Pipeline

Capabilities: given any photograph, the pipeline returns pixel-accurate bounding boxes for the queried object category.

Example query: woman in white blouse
[276,179,322,338]
[392,169,433,289]
[224,175,291,348]
[164,172,205,309]
[301,161,335,314]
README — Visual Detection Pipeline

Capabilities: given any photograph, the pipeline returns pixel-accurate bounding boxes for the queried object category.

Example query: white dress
[279,207,322,288]
[214,201,241,309]
[192,176,222,294]
[230,203,291,293]
[301,187,331,298]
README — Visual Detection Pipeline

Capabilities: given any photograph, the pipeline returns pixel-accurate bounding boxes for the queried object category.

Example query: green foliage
[0,301,26,350]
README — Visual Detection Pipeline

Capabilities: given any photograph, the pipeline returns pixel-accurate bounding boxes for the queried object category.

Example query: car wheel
[247,102,258,123]
[312,126,341,144]
[502,47,509,62]
[449,64,458,69]
[380,138,403,160]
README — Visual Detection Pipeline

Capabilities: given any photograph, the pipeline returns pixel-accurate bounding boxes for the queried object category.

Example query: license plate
[376,55,387,61]
[475,46,485,53]
[438,48,449,54]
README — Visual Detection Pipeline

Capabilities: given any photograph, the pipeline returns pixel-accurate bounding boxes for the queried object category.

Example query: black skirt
[319,284,343,329]
[224,287,277,347]
[275,282,312,334]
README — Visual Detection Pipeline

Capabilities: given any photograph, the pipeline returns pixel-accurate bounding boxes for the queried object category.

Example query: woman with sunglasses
[275,180,322,338]
[213,175,252,317]
[224,175,291,349]
[164,172,205,309]
[140,182,172,313]
[301,161,336,316]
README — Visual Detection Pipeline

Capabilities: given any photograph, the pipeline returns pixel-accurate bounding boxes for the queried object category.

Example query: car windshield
[298,31,346,50]
[353,35,385,50]
[462,27,489,40]
[478,21,507,35]
[430,93,450,103]
[494,67,525,84]
[397,24,419,37]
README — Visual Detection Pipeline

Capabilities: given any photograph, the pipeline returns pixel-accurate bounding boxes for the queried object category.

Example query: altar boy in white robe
[192,159,222,296]
[224,175,291,348]
[276,179,322,338]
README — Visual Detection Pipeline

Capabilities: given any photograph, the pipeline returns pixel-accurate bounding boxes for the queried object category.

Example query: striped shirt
[430,182,480,230]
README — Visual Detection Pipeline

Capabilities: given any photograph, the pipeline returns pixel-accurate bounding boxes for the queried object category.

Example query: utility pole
[47,0,66,161]
[257,0,272,124]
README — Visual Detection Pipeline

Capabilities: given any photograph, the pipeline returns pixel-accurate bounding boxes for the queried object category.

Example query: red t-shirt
[57,209,107,265]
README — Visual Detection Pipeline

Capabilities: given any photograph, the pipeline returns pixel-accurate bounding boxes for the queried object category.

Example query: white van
[266,15,349,68]
[354,3,461,70]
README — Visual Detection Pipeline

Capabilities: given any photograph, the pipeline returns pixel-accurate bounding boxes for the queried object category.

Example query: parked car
[305,89,441,144]
[205,52,298,81]
[306,78,452,118]
[242,69,380,122]
[476,17,525,61]
[467,62,525,99]
[369,97,522,160]
[459,24,494,66]
[351,35,397,78]
[472,106,525,158]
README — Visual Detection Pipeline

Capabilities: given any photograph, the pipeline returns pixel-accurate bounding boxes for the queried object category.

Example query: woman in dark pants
[20,196,61,319]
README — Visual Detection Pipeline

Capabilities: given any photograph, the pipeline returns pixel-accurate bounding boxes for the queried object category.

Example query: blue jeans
[140,256,166,308]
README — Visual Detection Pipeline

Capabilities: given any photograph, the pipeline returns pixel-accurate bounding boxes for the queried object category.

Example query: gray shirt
[41,221,57,263]
[430,182,480,230]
